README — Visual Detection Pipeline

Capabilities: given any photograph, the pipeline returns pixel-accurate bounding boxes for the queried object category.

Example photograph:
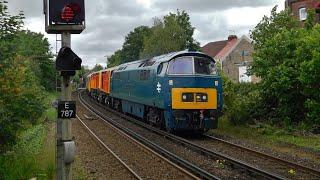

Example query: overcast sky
[7,0,285,68]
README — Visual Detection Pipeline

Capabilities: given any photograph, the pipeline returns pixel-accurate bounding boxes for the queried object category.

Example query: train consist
[86,50,223,132]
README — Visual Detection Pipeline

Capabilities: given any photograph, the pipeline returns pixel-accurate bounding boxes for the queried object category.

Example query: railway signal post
[44,0,85,179]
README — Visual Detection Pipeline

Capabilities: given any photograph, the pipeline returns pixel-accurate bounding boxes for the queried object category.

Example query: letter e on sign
[58,101,76,118]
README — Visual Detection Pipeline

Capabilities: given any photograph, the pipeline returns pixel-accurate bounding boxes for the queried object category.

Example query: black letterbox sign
[58,101,76,118]
[56,46,82,71]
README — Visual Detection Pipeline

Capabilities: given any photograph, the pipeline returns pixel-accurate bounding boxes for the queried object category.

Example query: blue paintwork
[109,50,223,131]
[122,100,145,118]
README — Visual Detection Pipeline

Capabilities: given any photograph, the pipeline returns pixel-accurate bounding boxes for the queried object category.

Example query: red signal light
[61,5,74,22]
[69,3,81,14]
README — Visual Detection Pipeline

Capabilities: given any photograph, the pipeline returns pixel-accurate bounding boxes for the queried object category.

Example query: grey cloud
[191,13,229,44]
[74,16,148,55]
[152,0,277,12]
[7,0,43,18]
[71,14,151,65]
[7,0,146,19]
[5,0,284,67]
[101,0,147,16]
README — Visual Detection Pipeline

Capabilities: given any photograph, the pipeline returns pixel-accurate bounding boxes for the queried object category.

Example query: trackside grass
[210,116,320,152]
[0,92,57,179]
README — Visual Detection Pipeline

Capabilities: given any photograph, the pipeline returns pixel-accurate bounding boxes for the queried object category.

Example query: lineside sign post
[44,0,85,179]
[58,101,76,118]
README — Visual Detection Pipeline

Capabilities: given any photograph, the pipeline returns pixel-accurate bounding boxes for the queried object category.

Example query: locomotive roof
[113,50,215,72]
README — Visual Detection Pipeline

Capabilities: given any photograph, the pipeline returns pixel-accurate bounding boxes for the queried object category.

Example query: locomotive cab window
[168,57,193,75]
[168,56,216,75]
[194,57,216,75]
[157,62,168,76]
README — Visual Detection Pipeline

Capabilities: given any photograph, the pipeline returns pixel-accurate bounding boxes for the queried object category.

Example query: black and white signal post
[44,0,85,179]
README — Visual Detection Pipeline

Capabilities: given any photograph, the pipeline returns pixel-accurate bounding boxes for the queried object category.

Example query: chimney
[228,35,237,41]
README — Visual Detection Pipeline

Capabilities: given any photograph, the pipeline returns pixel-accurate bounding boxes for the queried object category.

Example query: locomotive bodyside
[108,50,223,132]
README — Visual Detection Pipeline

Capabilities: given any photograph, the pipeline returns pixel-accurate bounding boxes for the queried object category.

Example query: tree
[73,66,89,88]
[164,9,200,50]
[107,10,199,65]
[91,64,103,71]
[12,30,55,91]
[121,26,151,63]
[0,0,24,40]
[0,0,24,60]
[140,10,199,58]
[250,6,298,53]
[106,26,151,67]
[140,17,187,58]
[250,7,303,125]
[0,57,46,147]
[107,49,122,67]
[298,24,320,127]
[1,2,54,91]
[0,1,47,148]
[250,6,320,129]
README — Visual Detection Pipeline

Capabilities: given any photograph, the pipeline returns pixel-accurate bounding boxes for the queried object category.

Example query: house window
[299,7,307,21]
[239,66,252,83]
[241,50,249,56]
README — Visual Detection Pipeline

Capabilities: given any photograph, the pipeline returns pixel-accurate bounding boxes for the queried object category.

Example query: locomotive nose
[171,88,217,110]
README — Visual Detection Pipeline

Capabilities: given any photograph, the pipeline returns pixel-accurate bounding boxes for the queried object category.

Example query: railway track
[78,91,277,179]
[203,135,320,178]
[77,93,202,180]
[78,90,320,179]
[76,115,142,180]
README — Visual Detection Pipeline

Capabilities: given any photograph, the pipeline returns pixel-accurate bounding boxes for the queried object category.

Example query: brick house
[202,35,259,83]
[285,0,320,23]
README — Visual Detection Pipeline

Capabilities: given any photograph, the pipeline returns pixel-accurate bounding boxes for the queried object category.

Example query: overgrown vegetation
[0,110,56,179]
[0,90,57,179]
[0,1,55,149]
[107,9,199,67]
[222,6,320,133]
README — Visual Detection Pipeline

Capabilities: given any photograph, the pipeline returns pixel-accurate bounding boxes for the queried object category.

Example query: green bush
[0,1,54,148]
[0,125,45,179]
[248,6,320,131]
[0,58,46,149]
[221,74,260,125]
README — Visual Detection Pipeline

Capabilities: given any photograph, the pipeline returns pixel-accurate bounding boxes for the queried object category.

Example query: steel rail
[205,135,320,177]
[76,115,143,180]
[79,91,286,180]
[77,101,200,180]
[79,92,220,179]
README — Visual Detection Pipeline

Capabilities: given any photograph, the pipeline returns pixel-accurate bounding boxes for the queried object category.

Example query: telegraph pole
[44,1,85,179]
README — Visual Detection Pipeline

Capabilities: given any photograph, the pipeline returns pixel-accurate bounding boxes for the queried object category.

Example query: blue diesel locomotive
[87,50,223,132]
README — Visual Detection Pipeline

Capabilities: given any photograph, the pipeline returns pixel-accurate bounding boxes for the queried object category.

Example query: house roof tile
[201,40,228,58]
[215,38,238,59]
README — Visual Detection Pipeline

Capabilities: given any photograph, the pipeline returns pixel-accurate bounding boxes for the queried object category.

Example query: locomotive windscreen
[194,57,216,75]
[168,56,216,75]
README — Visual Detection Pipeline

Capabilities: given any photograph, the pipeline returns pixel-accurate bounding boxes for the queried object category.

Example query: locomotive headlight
[182,93,194,102]
[202,95,207,100]
[196,93,208,102]
[182,95,187,100]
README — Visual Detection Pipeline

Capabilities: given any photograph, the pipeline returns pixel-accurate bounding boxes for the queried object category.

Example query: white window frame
[299,7,307,21]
